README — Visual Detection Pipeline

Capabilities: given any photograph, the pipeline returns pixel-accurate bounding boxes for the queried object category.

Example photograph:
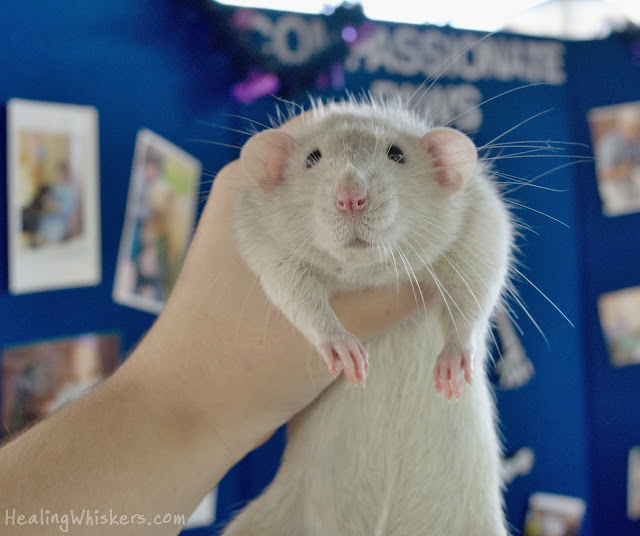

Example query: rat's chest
[324,257,432,293]
[292,308,451,437]
[284,310,500,534]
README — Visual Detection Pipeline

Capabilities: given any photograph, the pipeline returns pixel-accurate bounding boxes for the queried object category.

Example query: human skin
[0,130,421,534]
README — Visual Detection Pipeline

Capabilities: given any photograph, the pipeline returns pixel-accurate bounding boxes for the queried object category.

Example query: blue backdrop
[0,2,638,536]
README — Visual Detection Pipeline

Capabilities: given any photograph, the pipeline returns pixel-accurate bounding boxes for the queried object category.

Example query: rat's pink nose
[336,189,368,213]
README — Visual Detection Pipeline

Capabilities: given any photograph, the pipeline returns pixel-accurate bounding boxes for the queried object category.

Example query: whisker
[482,154,593,162]
[186,138,243,150]
[482,108,556,147]
[394,241,428,320]
[500,159,591,196]
[223,113,273,131]
[195,120,258,138]
[505,286,549,347]
[504,199,569,228]
[487,170,567,193]
[384,241,401,295]
[408,30,499,113]
[444,83,550,129]
[511,266,573,327]
[390,241,418,304]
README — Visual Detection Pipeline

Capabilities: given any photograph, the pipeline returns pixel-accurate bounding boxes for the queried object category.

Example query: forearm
[0,332,231,536]
[0,150,422,534]
[0,282,418,536]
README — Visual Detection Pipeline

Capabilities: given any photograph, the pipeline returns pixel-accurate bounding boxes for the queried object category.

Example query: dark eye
[306,149,322,168]
[387,144,405,164]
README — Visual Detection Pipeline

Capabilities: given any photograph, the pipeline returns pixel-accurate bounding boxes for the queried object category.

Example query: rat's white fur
[226,100,512,535]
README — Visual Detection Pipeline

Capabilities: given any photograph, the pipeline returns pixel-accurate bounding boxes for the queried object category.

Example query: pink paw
[319,334,369,386]
[433,345,473,401]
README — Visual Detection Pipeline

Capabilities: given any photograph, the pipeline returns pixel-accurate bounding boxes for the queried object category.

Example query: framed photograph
[629,446,640,520]
[7,98,101,293]
[1,333,120,437]
[597,285,640,367]
[523,492,586,536]
[113,129,201,315]
[588,101,640,216]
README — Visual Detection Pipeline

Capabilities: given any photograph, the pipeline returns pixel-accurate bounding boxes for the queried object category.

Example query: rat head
[240,105,478,269]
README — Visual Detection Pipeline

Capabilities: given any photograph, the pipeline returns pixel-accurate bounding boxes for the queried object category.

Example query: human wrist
[123,319,248,485]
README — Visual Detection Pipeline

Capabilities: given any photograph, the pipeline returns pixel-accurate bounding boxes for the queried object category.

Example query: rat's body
[225,100,512,535]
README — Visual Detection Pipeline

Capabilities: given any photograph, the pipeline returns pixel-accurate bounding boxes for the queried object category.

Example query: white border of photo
[112,129,201,315]
[7,98,101,294]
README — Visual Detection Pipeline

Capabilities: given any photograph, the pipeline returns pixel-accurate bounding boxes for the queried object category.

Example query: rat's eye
[306,149,322,168]
[387,144,405,164]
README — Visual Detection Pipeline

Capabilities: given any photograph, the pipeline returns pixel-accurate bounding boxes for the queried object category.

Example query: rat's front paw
[318,334,369,387]
[433,343,474,401]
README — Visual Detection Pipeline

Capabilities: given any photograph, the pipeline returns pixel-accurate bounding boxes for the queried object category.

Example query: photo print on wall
[588,100,640,217]
[598,285,640,367]
[628,446,640,520]
[523,492,587,536]
[0,332,120,438]
[113,129,201,315]
[7,98,101,294]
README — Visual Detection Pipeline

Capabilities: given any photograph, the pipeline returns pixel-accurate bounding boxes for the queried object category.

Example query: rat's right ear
[240,129,295,196]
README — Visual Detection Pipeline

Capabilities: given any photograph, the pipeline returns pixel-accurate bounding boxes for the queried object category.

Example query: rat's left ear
[419,127,478,194]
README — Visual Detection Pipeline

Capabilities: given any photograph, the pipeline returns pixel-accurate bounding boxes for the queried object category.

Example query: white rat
[225,98,513,535]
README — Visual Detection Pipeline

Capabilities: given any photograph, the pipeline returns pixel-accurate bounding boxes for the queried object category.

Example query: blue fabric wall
[565,36,640,536]
[0,2,638,536]
[0,1,235,351]
[0,2,233,534]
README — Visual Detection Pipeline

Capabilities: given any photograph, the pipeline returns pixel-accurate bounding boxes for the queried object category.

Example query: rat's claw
[461,353,473,385]
[434,344,472,400]
[319,334,369,387]
[355,339,369,381]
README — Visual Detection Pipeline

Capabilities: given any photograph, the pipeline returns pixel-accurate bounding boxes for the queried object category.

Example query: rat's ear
[419,127,477,194]
[240,129,296,195]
